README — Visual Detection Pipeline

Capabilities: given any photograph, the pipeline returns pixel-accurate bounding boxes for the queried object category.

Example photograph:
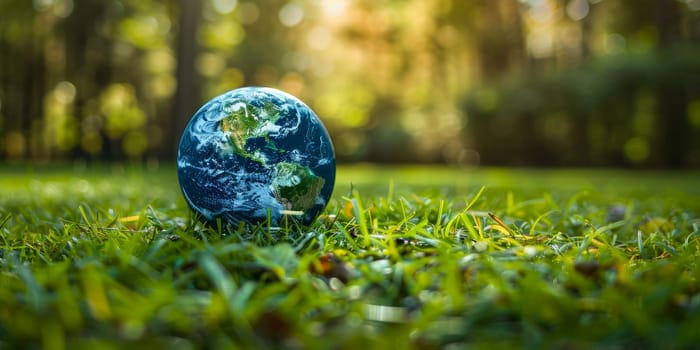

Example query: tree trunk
[171,0,202,160]
[655,0,688,168]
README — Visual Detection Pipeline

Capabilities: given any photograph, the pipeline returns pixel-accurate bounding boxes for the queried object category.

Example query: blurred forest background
[1,0,699,167]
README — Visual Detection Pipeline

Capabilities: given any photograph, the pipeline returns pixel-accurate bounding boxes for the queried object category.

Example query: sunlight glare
[320,0,348,18]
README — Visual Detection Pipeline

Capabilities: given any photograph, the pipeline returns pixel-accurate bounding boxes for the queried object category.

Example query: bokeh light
[279,2,305,27]
[212,0,238,14]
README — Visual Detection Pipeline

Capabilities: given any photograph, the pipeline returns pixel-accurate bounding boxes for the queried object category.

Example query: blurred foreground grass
[0,164,699,348]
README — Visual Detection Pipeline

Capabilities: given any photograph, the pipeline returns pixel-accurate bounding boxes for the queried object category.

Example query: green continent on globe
[271,162,325,213]
[220,101,281,164]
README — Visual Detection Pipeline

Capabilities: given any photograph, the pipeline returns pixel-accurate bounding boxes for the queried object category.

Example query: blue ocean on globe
[177,87,336,227]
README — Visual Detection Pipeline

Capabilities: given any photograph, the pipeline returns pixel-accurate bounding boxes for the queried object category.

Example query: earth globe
[177,87,336,227]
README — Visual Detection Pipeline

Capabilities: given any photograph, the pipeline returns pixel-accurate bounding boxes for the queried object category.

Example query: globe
[177,87,336,227]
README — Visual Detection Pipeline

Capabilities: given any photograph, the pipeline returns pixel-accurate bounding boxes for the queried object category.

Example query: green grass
[1,164,699,349]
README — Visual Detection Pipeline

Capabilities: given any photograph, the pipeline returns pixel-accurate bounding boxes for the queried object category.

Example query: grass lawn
[1,164,699,349]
